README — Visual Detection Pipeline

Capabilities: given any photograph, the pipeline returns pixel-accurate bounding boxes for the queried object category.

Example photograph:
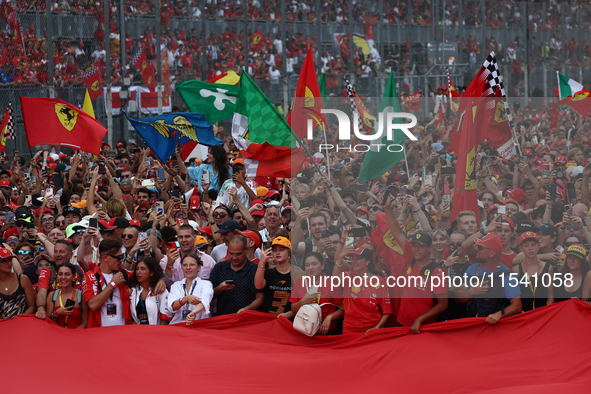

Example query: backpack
[52,288,83,312]
[293,282,338,337]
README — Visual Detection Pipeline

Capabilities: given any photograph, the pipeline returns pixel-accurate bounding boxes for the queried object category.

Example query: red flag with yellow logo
[20,97,107,155]
[132,48,157,92]
[557,91,591,118]
[251,30,267,51]
[287,49,325,140]
[81,67,102,100]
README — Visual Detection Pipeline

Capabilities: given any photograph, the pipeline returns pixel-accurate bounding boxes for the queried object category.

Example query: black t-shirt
[438,261,471,322]
[263,268,292,315]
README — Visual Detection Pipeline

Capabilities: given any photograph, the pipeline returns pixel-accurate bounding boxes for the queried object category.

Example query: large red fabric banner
[2,301,591,393]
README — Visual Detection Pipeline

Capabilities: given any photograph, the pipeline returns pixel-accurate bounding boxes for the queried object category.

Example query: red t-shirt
[51,289,83,329]
[342,272,392,334]
[290,276,343,330]
[397,251,448,327]
[500,251,517,269]
[38,265,84,291]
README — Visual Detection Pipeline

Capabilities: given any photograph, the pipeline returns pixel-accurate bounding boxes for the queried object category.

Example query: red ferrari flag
[450,53,504,223]
[81,67,102,100]
[20,97,107,155]
[287,49,325,140]
[557,92,591,118]
[251,29,267,51]
[132,48,157,92]
[402,92,422,110]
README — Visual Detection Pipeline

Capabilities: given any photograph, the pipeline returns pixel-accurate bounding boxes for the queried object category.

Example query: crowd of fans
[0,96,590,334]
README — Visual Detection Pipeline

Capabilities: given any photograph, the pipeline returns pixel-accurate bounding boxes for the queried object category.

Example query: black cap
[516,220,536,233]
[109,217,130,229]
[537,223,558,237]
[62,205,82,218]
[410,232,432,246]
[216,220,241,234]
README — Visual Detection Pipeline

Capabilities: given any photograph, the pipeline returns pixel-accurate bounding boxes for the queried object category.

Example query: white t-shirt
[216,178,257,209]
[270,68,281,84]
[211,243,261,263]
[100,272,125,327]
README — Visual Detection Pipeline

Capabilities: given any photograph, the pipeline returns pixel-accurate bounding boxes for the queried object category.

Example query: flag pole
[321,122,331,181]
[403,146,410,175]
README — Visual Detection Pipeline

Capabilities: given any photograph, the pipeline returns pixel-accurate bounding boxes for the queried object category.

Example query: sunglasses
[75,229,85,234]
[55,221,65,226]
[137,209,148,214]
[15,222,27,227]
[107,254,125,261]
[18,250,33,255]
[371,206,383,212]
[35,246,45,252]
[213,212,227,218]
[6,238,18,243]
[565,225,580,231]
[121,234,135,239]
[270,196,281,201]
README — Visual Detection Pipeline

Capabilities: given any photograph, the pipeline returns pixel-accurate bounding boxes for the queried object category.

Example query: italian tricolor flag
[232,72,305,178]
[556,72,588,99]
[556,72,591,118]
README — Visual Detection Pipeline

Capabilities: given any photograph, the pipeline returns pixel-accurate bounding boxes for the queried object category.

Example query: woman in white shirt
[168,254,213,325]
[129,257,172,325]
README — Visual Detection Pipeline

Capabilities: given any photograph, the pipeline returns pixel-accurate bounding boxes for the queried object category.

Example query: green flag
[176,80,238,123]
[318,73,327,106]
[357,70,406,183]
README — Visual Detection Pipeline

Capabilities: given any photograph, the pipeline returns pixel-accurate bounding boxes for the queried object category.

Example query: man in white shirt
[91,43,106,63]
[216,158,257,209]
[269,65,282,85]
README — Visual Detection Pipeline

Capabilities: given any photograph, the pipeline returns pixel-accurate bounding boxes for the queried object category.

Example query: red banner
[252,29,267,51]
[132,49,157,92]
[81,67,102,100]
[2,301,591,392]
[402,92,422,110]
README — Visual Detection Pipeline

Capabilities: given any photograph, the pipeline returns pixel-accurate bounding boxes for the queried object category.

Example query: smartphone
[348,227,367,238]
[299,199,310,209]
[542,170,549,177]
[263,241,272,250]
[567,182,576,199]
[171,160,178,169]
[565,205,572,215]
[141,179,155,188]
[31,175,36,184]
[520,156,528,164]
[64,299,76,309]
[139,232,148,242]
[156,201,164,216]
[407,189,415,197]
[170,189,180,199]
[355,183,367,192]
[439,154,447,166]
[442,193,450,206]
[202,169,210,184]
[424,175,433,186]
[381,189,391,206]
[531,136,538,144]
[145,157,151,170]
[554,245,564,254]
[98,162,106,174]
[448,243,457,255]
[52,173,64,190]
[167,240,179,252]
[225,280,235,284]
[497,205,506,214]
[232,166,241,175]
[89,218,98,228]
[345,237,354,247]
[399,186,407,197]
[157,168,165,182]
[45,188,54,199]
[321,229,330,238]
[25,195,31,205]
[548,183,557,201]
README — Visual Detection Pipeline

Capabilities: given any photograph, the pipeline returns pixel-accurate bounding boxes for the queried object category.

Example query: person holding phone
[0,247,35,320]
[47,263,88,329]
[549,244,591,304]
[188,145,231,193]
[168,253,213,324]
[216,158,257,209]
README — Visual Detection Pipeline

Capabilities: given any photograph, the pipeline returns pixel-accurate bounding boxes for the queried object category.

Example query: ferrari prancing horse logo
[54,103,79,132]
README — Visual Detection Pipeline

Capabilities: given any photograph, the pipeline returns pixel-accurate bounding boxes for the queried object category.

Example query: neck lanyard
[58,289,74,328]
[95,272,113,302]
[523,260,541,308]
[184,280,197,298]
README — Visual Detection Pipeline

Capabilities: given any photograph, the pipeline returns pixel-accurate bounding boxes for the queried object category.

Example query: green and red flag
[232,72,305,178]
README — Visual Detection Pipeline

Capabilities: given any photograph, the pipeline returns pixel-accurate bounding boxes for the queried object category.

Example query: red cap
[501,217,515,229]
[487,203,500,214]
[508,188,526,203]
[265,190,280,199]
[241,230,261,248]
[474,233,503,254]
[356,206,369,215]
[129,219,141,227]
[97,219,116,230]
[197,226,213,238]
[0,247,14,259]
[523,149,533,156]
[519,231,539,244]
[190,195,200,210]
[250,199,265,216]
[0,179,10,187]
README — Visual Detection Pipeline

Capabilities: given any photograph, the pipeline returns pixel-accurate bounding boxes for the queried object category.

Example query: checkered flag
[343,76,365,132]
[4,103,14,140]
[483,52,518,147]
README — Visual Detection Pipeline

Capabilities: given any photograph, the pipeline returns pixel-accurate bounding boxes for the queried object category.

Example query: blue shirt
[188,163,233,193]
[465,263,521,300]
